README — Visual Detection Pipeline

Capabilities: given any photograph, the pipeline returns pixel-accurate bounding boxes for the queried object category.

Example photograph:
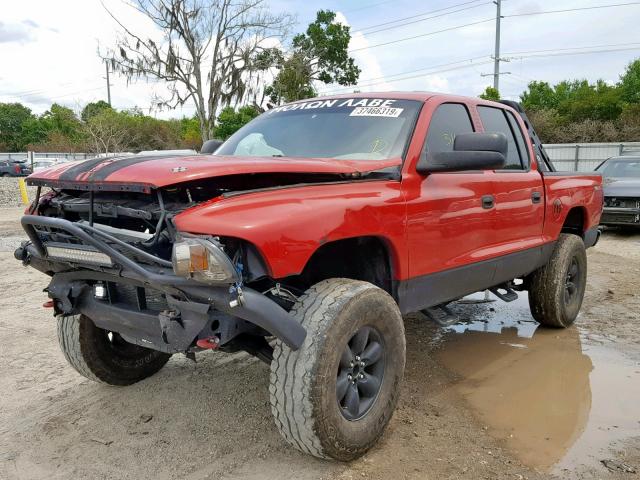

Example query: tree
[178,116,203,149]
[620,59,640,104]
[520,81,557,111]
[216,105,260,139]
[557,80,623,122]
[40,104,83,140]
[83,109,132,154]
[479,86,500,101]
[0,103,34,151]
[265,10,360,104]
[102,0,292,141]
[81,100,113,122]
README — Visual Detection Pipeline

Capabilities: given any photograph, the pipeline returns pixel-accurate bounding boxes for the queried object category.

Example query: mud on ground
[0,207,638,480]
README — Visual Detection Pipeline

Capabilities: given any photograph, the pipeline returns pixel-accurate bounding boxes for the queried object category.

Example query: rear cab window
[477,106,527,170]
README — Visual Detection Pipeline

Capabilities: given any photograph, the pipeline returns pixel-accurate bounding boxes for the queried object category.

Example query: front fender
[173,181,408,279]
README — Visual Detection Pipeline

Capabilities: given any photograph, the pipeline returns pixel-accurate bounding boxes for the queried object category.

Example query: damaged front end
[15,182,307,361]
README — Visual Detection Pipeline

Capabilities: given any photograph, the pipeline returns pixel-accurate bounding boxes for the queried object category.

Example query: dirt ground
[1,206,638,480]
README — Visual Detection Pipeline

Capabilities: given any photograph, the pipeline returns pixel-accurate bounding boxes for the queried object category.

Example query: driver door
[403,102,497,311]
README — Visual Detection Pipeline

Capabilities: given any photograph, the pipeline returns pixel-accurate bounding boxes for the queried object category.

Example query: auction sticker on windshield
[350,106,403,118]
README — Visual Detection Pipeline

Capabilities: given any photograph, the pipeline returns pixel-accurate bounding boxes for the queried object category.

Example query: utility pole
[493,0,502,91]
[104,61,112,106]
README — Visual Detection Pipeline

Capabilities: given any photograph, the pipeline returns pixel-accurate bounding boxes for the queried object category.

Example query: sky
[1,0,639,119]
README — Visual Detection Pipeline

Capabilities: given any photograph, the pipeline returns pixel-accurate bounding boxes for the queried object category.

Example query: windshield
[216,98,422,161]
[598,159,640,179]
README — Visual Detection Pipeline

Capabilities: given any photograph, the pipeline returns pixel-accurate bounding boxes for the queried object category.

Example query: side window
[506,111,530,168]
[424,103,474,155]
[477,106,523,169]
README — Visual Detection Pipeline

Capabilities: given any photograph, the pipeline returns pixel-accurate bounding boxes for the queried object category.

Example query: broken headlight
[171,238,239,284]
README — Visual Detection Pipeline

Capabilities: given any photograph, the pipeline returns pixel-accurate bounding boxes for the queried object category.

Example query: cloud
[424,75,450,93]
[330,12,394,92]
[0,21,33,44]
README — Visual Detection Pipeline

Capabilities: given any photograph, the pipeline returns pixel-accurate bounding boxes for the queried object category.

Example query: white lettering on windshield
[269,98,397,113]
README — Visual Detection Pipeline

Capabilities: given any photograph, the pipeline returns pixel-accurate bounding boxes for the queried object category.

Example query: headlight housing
[171,237,239,284]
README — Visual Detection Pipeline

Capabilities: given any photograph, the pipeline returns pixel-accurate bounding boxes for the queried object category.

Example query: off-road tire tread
[57,314,171,386]
[528,233,587,328]
[269,278,401,459]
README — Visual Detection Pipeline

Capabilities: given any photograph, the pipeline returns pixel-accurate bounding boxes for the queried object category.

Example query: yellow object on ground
[18,178,29,205]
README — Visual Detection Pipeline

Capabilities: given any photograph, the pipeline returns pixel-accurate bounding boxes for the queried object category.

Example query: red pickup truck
[16,92,603,461]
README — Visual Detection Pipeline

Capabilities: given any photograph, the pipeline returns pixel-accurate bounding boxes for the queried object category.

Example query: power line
[320,60,495,94]
[510,45,640,59]
[355,0,488,33]
[504,1,640,18]
[352,56,489,84]
[503,41,640,56]
[359,2,492,36]
[349,18,494,52]
[1,82,79,98]
[4,85,105,101]
[343,0,398,14]
[324,42,640,95]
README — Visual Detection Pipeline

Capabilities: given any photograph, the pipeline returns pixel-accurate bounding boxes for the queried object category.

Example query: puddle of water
[435,292,640,474]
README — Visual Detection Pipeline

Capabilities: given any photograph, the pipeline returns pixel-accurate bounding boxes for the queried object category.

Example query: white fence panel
[543,142,640,172]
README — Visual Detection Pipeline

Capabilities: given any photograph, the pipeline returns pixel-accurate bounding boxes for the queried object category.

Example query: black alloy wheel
[336,326,385,421]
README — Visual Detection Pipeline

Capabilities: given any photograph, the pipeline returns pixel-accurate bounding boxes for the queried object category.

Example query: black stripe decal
[87,155,170,181]
[59,156,113,181]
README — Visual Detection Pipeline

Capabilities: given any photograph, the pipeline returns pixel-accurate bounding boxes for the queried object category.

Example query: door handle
[482,195,495,209]
[532,191,542,204]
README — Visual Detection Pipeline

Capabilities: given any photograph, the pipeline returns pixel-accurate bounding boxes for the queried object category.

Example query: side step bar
[489,284,518,302]
[421,304,460,327]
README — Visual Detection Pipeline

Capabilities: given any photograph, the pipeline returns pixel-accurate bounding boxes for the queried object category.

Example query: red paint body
[29,92,603,283]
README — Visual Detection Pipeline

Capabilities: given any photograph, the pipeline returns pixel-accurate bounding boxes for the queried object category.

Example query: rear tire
[269,279,405,461]
[57,314,171,385]
[528,234,587,328]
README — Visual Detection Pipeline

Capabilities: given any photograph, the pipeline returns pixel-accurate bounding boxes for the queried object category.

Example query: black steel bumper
[16,215,306,352]
[600,207,640,226]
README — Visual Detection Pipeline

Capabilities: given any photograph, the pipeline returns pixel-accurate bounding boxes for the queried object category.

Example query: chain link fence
[0,152,93,162]
[543,142,640,172]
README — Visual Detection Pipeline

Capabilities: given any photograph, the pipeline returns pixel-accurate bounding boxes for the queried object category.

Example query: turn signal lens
[171,238,237,284]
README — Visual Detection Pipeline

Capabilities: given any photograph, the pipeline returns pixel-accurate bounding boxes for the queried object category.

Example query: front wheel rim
[564,256,582,306]
[336,326,385,421]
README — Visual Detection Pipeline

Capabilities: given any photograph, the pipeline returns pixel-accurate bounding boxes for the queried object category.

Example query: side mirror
[201,139,224,154]
[417,132,507,174]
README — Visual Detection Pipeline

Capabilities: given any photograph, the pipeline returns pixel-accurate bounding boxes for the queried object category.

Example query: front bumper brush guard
[19,215,306,350]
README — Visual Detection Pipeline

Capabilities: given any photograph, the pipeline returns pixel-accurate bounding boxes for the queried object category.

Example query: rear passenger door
[477,105,545,253]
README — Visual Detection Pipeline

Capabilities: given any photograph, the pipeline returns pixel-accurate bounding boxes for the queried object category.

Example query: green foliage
[0,100,204,153]
[40,104,83,139]
[520,59,640,142]
[179,116,203,150]
[216,106,260,140]
[265,52,317,104]
[266,10,360,104]
[520,81,557,111]
[0,103,34,151]
[479,87,500,101]
[81,101,113,122]
[620,59,640,103]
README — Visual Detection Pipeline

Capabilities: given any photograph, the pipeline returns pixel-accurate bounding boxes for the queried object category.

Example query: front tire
[57,314,171,385]
[269,279,405,461]
[528,234,587,328]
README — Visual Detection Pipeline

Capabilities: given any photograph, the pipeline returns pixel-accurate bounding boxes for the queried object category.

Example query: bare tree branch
[101,0,293,140]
